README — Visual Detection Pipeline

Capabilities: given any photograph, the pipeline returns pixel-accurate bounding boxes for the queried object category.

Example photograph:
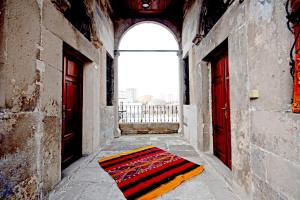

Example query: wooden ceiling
[109,0,185,20]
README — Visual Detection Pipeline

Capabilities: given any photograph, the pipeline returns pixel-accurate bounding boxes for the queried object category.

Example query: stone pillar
[113,50,121,137]
[0,1,44,199]
[177,50,184,136]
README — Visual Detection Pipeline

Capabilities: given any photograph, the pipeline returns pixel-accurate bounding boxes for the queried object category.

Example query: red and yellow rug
[98,146,204,200]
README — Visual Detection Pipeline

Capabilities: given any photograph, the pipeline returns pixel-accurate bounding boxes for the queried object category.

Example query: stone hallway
[49,135,239,200]
[2,1,300,199]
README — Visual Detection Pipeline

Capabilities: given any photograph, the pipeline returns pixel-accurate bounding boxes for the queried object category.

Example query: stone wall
[183,105,199,149]
[248,1,300,199]
[99,46,115,145]
[182,0,201,56]
[119,123,179,135]
[114,19,182,50]
[182,0,300,199]
[0,0,114,199]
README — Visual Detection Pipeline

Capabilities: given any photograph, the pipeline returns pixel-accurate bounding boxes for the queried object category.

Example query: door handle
[221,103,227,110]
[222,103,228,119]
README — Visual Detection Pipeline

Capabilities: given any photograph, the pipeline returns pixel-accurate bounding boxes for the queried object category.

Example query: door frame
[205,40,232,169]
[62,46,84,169]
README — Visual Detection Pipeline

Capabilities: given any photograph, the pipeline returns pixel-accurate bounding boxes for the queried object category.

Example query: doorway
[62,52,83,169]
[211,48,232,169]
[117,23,181,134]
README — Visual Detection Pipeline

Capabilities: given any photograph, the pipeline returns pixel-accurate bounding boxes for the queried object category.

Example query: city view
[118,24,179,123]
[118,88,179,123]
[119,88,179,105]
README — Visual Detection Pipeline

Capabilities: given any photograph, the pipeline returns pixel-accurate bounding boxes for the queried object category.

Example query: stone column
[177,50,184,136]
[113,50,121,137]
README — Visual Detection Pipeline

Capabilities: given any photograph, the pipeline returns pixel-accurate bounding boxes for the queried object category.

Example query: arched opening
[117,22,181,134]
[117,21,180,50]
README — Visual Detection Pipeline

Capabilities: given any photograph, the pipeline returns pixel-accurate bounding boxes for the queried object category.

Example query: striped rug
[98,146,204,200]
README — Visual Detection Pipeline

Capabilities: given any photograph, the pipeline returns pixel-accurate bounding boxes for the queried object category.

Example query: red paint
[291,0,300,12]
[62,54,83,169]
[211,50,232,169]
[292,24,300,113]
[292,0,300,113]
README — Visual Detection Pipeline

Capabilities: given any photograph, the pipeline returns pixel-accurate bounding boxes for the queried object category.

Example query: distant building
[159,93,178,104]
[119,88,137,103]
[126,88,137,103]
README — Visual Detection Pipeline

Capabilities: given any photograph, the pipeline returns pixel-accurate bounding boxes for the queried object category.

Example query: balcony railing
[118,104,179,123]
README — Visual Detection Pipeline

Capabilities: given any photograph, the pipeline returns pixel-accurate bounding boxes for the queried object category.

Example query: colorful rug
[98,146,204,200]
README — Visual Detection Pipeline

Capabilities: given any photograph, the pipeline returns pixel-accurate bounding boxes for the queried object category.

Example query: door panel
[62,54,83,169]
[211,50,232,169]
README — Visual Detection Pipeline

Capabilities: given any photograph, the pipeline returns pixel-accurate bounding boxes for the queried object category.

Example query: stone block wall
[119,123,180,135]
[183,105,199,149]
[0,1,45,198]
[247,1,300,199]
[0,0,115,199]
[182,0,300,199]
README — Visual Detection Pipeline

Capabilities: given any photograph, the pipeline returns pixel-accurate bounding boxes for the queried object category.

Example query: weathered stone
[1,0,300,199]
[100,106,115,145]
[252,175,288,200]
[182,0,201,55]
[250,145,266,181]
[266,152,300,199]
[41,63,62,117]
[42,0,100,64]
[93,2,114,55]
[41,29,63,71]
[119,123,180,135]
[0,0,114,199]
[99,47,115,144]
[183,105,199,149]
[0,113,39,158]
[82,62,101,155]
[42,116,61,195]
[0,112,41,199]
[3,0,41,111]
[251,111,300,165]
[0,0,6,67]
[182,1,300,199]
[248,0,293,111]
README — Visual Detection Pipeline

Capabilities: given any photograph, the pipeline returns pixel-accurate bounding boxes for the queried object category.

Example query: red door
[62,54,83,169]
[211,50,232,169]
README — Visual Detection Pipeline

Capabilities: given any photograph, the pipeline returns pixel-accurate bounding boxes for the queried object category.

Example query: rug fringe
[98,146,155,163]
[137,165,205,200]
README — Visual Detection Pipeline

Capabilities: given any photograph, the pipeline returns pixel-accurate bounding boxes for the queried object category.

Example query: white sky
[118,23,179,101]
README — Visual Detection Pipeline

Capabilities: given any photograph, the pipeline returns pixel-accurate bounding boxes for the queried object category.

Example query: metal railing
[118,104,179,123]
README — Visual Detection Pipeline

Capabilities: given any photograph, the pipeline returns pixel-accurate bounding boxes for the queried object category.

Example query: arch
[117,21,179,50]
[114,20,183,136]
[114,19,182,51]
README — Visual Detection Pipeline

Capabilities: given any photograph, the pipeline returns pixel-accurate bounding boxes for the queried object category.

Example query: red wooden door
[62,54,83,169]
[211,50,232,169]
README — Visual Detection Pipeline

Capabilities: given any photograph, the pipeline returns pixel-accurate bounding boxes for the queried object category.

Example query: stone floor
[49,134,239,200]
